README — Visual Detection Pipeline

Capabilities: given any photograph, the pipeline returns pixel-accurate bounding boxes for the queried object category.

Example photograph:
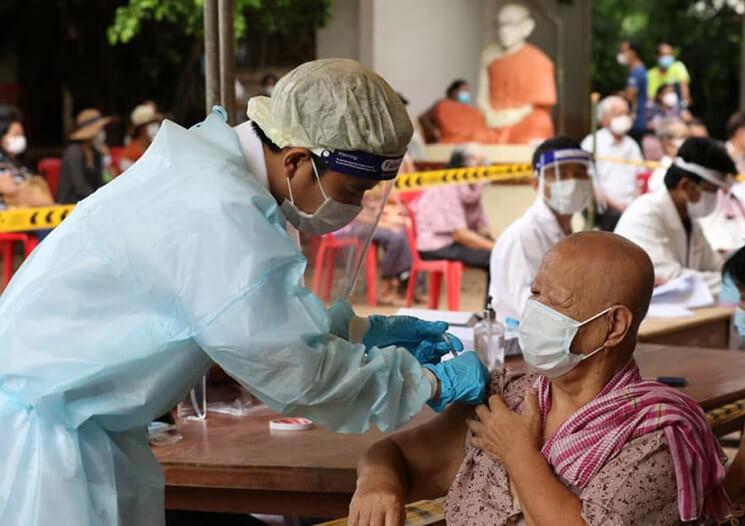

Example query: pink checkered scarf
[536,360,731,522]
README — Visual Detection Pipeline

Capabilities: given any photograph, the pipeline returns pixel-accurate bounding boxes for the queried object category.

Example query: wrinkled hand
[348,483,405,526]
[467,389,541,467]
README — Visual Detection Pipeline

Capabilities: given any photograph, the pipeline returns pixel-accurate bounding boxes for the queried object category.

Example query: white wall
[316,0,360,61]
[317,0,485,119]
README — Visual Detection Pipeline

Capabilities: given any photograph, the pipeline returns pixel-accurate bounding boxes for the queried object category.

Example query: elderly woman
[350,232,729,526]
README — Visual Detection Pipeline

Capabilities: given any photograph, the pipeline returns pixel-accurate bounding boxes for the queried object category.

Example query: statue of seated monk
[477,2,557,144]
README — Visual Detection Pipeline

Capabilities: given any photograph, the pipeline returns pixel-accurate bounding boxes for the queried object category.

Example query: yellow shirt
[647,61,691,98]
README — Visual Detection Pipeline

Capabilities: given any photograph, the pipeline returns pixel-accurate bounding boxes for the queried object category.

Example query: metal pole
[218,0,236,124]
[203,0,220,114]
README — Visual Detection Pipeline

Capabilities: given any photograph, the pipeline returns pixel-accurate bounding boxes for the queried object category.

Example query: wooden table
[155,344,745,518]
[638,306,734,349]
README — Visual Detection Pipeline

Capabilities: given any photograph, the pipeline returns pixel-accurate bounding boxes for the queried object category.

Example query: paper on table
[646,304,694,318]
[651,274,714,309]
[396,308,475,326]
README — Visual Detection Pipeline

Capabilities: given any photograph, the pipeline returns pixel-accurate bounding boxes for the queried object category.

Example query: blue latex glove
[362,315,463,364]
[423,352,489,412]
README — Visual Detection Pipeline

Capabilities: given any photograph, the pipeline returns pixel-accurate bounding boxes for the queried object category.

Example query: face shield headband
[311,148,404,181]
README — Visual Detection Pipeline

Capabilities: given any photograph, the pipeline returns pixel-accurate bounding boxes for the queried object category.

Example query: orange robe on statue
[432,99,489,143]
[486,43,556,144]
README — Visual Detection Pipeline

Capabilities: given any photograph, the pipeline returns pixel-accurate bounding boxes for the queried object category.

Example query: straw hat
[130,103,163,128]
[69,109,115,141]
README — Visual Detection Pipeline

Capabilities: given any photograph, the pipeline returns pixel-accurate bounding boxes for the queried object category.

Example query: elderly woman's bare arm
[349,404,472,526]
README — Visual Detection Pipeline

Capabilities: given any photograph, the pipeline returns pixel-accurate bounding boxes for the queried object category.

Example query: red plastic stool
[312,234,379,305]
[0,233,37,287]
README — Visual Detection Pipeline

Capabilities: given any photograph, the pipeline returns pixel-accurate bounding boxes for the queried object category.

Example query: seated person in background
[350,232,729,526]
[413,144,493,280]
[58,108,114,204]
[0,107,54,209]
[581,95,643,231]
[647,84,692,132]
[615,137,735,295]
[120,102,163,172]
[489,137,591,324]
[419,80,488,144]
[647,116,689,192]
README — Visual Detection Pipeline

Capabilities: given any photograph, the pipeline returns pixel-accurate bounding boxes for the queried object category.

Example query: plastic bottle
[474,299,505,371]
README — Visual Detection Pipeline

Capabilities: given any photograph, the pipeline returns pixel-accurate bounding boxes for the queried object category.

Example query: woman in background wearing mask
[0,106,55,212]
[418,79,492,144]
[647,85,692,132]
[119,102,163,173]
[57,108,114,204]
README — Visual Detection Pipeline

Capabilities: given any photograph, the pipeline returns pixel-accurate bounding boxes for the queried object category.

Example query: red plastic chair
[636,170,652,195]
[0,233,37,287]
[401,197,462,310]
[37,158,61,198]
[312,234,379,305]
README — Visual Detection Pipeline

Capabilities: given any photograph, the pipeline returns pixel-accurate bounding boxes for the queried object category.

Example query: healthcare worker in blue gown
[0,59,489,525]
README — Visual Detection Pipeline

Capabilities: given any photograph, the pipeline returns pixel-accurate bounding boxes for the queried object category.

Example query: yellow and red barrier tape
[0,158,742,232]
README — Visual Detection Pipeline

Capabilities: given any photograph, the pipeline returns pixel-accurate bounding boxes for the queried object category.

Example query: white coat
[614,188,723,295]
[489,198,566,323]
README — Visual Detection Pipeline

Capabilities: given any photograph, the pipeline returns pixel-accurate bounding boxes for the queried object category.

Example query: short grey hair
[597,95,627,122]
[656,116,686,139]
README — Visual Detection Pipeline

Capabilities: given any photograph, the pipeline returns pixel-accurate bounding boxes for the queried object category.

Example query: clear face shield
[535,149,595,217]
[300,148,405,307]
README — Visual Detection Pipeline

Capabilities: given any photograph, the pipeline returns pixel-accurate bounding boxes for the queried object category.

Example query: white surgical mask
[280,158,362,235]
[519,298,612,379]
[609,115,632,136]
[671,138,685,151]
[616,52,628,66]
[687,189,718,218]
[146,122,160,140]
[5,135,26,155]
[545,178,592,215]
[662,91,679,108]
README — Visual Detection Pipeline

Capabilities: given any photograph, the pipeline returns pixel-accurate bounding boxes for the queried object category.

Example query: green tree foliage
[593,0,744,137]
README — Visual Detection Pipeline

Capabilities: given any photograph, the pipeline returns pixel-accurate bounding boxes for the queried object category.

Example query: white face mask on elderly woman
[518,298,612,379]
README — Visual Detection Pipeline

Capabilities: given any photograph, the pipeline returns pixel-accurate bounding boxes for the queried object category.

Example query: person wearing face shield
[581,95,644,231]
[615,137,736,296]
[488,137,592,325]
[0,59,490,526]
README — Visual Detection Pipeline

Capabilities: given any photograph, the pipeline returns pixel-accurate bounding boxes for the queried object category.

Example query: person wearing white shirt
[615,137,735,296]
[581,95,643,231]
[489,137,593,324]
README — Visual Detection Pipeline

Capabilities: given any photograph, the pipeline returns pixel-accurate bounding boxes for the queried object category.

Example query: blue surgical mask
[658,55,675,69]
[518,299,612,379]
[736,308,745,346]
[457,91,472,104]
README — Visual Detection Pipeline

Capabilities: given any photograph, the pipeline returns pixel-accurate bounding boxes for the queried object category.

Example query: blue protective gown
[0,109,431,525]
